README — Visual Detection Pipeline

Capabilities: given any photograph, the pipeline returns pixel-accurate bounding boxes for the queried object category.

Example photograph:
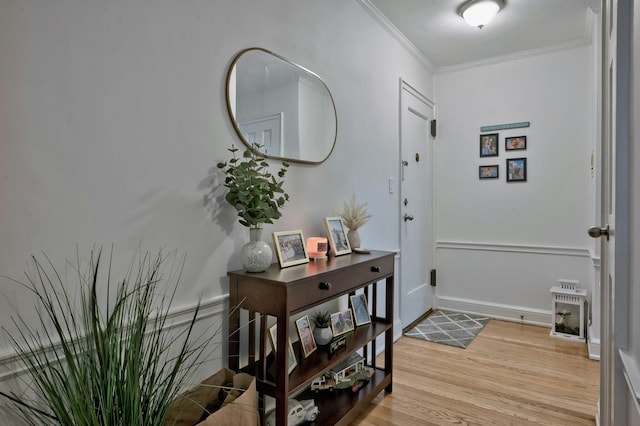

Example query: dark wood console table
[228,250,394,426]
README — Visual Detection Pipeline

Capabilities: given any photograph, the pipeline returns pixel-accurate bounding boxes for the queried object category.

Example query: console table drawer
[289,256,393,312]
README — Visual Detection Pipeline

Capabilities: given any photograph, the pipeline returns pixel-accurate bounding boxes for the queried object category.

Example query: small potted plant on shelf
[311,310,333,346]
[340,194,372,249]
[217,143,290,272]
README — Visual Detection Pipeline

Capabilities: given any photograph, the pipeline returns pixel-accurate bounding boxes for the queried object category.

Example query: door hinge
[430,119,437,138]
[430,269,437,287]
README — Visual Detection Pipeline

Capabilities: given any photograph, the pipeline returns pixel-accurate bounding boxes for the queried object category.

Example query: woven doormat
[404,310,489,349]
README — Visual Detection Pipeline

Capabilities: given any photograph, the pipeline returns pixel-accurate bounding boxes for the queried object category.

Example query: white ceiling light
[458,0,504,29]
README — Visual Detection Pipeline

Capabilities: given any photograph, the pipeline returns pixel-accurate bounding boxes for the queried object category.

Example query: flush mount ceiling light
[458,0,504,29]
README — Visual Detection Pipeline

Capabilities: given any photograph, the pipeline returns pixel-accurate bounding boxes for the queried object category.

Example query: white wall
[433,46,596,325]
[0,0,432,399]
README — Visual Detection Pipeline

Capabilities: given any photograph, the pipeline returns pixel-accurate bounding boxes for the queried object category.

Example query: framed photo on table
[295,315,317,358]
[330,309,355,337]
[268,324,297,374]
[272,230,309,268]
[323,217,351,256]
[350,294,371,326]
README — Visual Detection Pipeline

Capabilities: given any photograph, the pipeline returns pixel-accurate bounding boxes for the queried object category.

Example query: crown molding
[356,0,435,72]
[357,0,598,76]
[434,37,592,74]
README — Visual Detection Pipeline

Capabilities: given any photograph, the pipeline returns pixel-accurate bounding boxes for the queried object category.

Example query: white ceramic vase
[313,326,333,346]
[347,229,361,249]
[241,228,272,273]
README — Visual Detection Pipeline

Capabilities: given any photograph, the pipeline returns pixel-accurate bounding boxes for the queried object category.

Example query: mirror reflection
[226,48,337,164]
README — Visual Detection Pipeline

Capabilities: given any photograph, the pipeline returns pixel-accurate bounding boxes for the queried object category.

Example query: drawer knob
[319,282,332,291]
[371,266,381,273]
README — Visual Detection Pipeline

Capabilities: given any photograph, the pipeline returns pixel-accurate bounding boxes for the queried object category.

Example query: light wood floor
[353,319,599,425]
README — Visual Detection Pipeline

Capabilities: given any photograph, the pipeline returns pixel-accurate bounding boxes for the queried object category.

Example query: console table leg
[228,278,240,372]
[385,275,394,393]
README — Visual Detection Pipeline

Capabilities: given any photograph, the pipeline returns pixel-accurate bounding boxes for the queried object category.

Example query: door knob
[404,214,414,222]
[588,225,610,240]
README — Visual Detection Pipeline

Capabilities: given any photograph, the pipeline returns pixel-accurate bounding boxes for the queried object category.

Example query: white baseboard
[588,325,601,360]
[436,295,550,327]
[394,319,403,342]
[370,319,402,360]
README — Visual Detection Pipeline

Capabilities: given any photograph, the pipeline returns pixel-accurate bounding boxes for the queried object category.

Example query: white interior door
[239,113,283,156]
[399,81,434,329]
[598,1,616,418]
[594,1,634,424]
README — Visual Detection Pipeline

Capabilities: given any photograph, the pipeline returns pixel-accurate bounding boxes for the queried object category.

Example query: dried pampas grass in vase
[340,194,373,249]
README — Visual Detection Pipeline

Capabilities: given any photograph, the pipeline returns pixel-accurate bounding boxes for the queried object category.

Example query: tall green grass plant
[0,247,230,426]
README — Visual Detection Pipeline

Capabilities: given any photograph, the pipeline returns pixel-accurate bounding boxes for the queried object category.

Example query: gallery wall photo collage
[478,122,529,183]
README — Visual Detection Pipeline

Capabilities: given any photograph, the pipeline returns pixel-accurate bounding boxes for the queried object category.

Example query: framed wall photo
[479,165,499,180]
[505,136,527,151]
[506,158,527,182]
[272,230,309,268]
[295,315,317,358]
[479,133,499,157]
[323,217,351,256]
[267,324,297,374]
[330,309,355,337]
[350,294,371,326]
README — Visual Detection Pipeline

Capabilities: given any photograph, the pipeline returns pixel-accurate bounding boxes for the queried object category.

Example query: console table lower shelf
[295,367,390,425]
[241,323,392,425]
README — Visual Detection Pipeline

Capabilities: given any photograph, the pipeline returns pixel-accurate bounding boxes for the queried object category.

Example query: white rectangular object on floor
[550,286,587,341]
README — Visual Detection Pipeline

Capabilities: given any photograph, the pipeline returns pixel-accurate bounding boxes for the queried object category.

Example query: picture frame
[506,157,527,182]
[295,315,317,358]
[350,293,371,326]
[505,136,527,151]
[272,230,309,268]
[268,324,297,374]
[323,217,351,256]
[330,309,355,337]
[479,133,499,157]
[479,165,499,180]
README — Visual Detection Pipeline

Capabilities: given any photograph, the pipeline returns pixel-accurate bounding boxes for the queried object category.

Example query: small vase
[347,229,361,249]
[313,326,333,346]
[241,228,273,273]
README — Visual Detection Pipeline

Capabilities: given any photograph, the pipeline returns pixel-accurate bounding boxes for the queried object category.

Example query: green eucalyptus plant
[217,144,290,229]
[0,247,236,426]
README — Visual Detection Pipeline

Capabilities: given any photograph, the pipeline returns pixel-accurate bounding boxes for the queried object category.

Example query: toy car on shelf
[310,375,336,392]
[351,378,370,393]
[264,398,319,426]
